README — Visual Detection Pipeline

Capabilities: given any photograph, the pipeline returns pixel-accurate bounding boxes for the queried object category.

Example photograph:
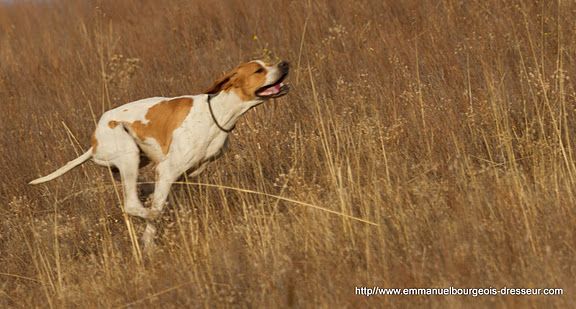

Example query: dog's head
[206,60,290,101]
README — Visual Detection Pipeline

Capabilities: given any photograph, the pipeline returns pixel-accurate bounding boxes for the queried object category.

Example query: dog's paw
[141,224,157,255]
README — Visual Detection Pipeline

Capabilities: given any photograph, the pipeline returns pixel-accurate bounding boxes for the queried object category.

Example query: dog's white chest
[206,133,229,161]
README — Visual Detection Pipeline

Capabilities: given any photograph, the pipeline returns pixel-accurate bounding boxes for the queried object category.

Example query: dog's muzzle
[255,61,290,99]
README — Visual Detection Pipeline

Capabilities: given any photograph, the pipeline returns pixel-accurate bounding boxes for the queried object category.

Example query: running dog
[30,60,290,247]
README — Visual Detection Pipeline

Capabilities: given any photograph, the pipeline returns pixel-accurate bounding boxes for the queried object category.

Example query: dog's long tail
[29,148,93,185]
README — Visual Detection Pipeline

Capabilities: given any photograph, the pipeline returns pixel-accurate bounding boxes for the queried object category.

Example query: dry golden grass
[1,0,575,307]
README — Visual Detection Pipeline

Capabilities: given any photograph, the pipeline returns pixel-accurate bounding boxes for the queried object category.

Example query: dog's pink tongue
[261,84,281,95]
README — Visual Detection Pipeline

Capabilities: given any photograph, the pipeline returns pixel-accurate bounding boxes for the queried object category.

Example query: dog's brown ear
[206,71,236,94]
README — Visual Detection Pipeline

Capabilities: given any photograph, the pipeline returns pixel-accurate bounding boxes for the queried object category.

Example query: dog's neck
[207,91,263,132]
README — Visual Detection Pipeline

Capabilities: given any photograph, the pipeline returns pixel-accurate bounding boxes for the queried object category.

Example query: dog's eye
[255,68,265,74]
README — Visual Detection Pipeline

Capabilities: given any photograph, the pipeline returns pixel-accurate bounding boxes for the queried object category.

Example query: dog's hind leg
[115,153,150,219]
[93,126,149,219]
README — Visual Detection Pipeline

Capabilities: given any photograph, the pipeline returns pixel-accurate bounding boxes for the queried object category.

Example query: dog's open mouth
[256,73,290,99]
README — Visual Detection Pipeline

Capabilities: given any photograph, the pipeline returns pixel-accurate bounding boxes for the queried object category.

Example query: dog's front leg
[141,182,171,252]
[142,222,157,253]
[141,161,180,249]
[187,161,209,178]
[148,172,178,219]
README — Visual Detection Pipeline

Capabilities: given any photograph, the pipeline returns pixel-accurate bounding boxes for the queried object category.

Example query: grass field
[1,0,575,307]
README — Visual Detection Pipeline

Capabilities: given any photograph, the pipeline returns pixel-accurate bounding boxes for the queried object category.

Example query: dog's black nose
[279,61,289,73]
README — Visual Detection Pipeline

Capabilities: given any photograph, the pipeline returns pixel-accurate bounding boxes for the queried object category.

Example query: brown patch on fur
[90,132,98,152]
[206,61,267,101]
[108,120,119,129]
[128,98,193,154]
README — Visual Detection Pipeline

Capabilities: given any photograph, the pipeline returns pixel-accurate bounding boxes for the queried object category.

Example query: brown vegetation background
[1,0,575,307]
